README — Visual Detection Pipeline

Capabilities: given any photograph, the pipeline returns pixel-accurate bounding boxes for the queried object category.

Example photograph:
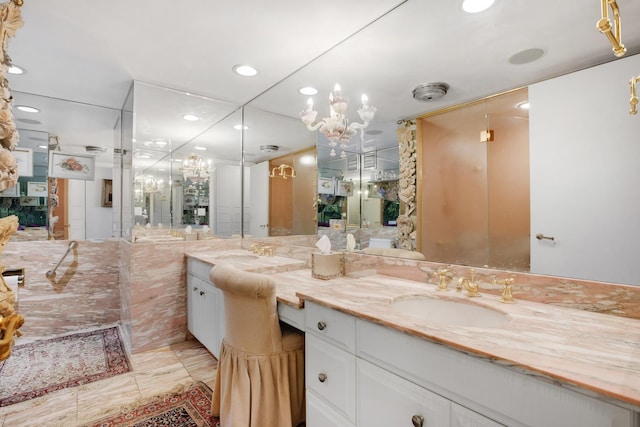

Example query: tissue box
[311,252,344,280]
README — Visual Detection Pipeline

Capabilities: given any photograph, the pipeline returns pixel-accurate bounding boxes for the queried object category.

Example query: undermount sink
[214,254,260,261]
[391,297,510,328]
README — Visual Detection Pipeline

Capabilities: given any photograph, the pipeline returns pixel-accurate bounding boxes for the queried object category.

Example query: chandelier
[143,177,164,194]
[181,153,211,183]
[300,84,377,157]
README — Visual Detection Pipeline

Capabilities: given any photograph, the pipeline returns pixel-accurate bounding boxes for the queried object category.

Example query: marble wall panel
[2,240,121,340]
[126,239,242,353]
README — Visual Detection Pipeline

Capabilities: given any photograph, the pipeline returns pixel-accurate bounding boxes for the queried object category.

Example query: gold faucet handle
[434,268,451,291]
[494,277,516,304]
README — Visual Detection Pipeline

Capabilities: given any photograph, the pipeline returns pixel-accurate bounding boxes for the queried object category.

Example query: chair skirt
[212,338,305,427]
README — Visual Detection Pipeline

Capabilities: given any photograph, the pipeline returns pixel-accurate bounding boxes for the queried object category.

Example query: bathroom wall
[2,240,121,340]
[124,238,243,353]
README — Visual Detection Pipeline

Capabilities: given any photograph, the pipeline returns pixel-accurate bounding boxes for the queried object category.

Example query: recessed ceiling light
[17,118,41,125]
[158,168,166,172]
[182,114,200,121]
[155,140,168,146]
[233,124,248,130]
[462,0,495,13]
[38,145,47,149]
[517,101,530,110]
[138,154,151,159]
[194,146,206,151]
[299,87,318,96]
[173,158,182,162]
[16,105,39,113]
[8,64,25,75]
[509,48,545,65]
[233,64,258,77]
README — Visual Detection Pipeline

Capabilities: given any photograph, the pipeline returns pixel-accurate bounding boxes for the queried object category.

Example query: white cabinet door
[187,274,220,357]
[357,358,450,427]
[451,403,504,427]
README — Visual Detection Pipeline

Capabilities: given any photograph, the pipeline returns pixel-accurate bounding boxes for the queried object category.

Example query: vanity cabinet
[305,301,637,427]
[186,258,225,358]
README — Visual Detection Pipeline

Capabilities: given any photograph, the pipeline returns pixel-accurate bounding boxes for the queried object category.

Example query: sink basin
[214,254,260,262]
[391,297,509,328]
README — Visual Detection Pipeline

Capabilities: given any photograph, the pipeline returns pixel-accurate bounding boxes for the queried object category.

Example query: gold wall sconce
[269,164,296,179]
[630,75,639,115]
[597,0,626,57]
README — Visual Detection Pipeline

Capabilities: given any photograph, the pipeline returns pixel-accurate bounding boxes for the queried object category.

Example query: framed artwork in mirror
[27,182,47,197]
[14,148,33,177]
[318,178,334,195]
[102,179,113,207]
[336,180,354,197]
[0,182,19,197]
[48,151,96,181]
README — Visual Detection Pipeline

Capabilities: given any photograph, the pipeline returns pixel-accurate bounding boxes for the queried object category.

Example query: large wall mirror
[8,90,121,242]
[4,0,639,287]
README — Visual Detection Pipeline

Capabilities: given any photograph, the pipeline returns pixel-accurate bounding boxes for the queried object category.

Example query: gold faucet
[434,268,451,291]
[456,269,481,297]
[494,277,516,304]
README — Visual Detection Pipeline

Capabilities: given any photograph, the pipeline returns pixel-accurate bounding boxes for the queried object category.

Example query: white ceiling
[7,0,640,173]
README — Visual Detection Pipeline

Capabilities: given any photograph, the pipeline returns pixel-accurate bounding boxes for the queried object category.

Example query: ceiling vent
[260,145,279,152]
[86,145,108,153]
[412,82,449,102]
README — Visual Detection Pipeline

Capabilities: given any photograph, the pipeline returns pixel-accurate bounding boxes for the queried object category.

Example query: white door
[249,162,269,237]
[67,179,86,240]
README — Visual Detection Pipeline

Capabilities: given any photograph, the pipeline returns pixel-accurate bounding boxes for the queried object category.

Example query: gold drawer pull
[317,372,327,383]
[412,414,424,427]
[317,321,327,331]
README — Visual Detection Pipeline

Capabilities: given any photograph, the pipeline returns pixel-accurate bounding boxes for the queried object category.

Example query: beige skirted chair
[210,263,305,427]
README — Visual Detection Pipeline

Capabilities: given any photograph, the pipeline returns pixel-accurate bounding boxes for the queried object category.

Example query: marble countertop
[186,250,307,274]
[185,251,640,411]
[270,269,640,411]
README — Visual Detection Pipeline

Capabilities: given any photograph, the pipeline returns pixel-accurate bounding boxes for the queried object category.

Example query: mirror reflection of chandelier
[143,177,164,194]
[181,153,212,183]
[300,84,377,157]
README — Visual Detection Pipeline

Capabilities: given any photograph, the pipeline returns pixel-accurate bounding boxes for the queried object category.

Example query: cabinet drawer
[187,257,213,282]
[278,302,304,331]
[357,358,450,427]
[306,333,356,423]
[305,301,356,353]
[307,390,356,427]
[451,403,504,427]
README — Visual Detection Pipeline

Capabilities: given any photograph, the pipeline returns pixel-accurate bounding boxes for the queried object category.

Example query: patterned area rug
[0,327,131,407]
[81,381,219,427]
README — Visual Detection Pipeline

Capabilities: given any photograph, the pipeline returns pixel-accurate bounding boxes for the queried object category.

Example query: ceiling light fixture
[462,0,495,13]
[233,124,248,130]
[301,84,376,157]
[509,48,545,65]
[16,105,39,113]
[517,101,530,110]
[7,64,25,75]
[155,140,168,146]
[194,146,206,151]
[181,153,212,183]
[412,82,449,102]
[299,87,318,96]
[233,64,258,77]
[182,114,200,121]
[260,145,279,153]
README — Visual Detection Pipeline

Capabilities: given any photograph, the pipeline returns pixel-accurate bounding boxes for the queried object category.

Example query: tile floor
[0,338,218,427]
